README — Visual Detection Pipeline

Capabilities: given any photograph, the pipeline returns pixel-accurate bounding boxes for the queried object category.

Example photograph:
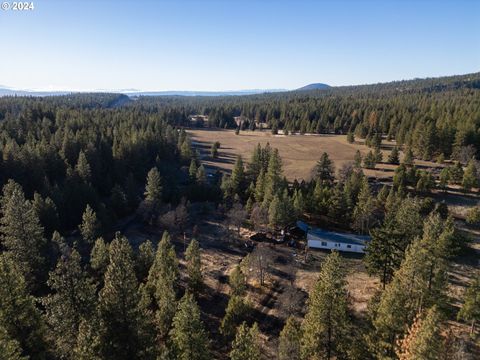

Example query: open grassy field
[187,128,439,181]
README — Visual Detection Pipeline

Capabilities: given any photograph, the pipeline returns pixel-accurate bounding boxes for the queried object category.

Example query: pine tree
[374,146,383,163]
[185,239,203,294]
[43,249,96,359]
[136,240,155,282]
[292,189,306,216]
[353,178,376,234]
[144,167,162,210]
[196,164,207,184]
[457,274,480,335]
[90,237,109,278]
[231,155,245,196]
[229,265,247,296]
[73,318,102,360]
[450,162,464,184]
[328,184,349,225]
[76,151,92,183]
[364,221,406,288]
[262,149,283,206]
[79,204,100,246]
[403,148,414,166]
[438,167,450,192]
[144,231,178,339]
[247,143,263,180]
[466,206,480,225]
[0,254,47,359]
[32,192,59,238]
[98,233,153,360]
[346,131,355,144]
[354,150,362,168]
[416,171,435,193]
[0,325,28,360]
[363,150,376,169]
[189,159,198,181]
[170,293,210,360]
[300,251,350,360]
[278,316,301,360]
[388,147,400,164]
[0,180,47,290]
[254,168,266,203]
[462,159,478,192]
[396,306,443,360]
[268,194,282,228]
[372,214,452,358]
[314,152,335,184]
[229,322,261,360]
[220,295,250,339]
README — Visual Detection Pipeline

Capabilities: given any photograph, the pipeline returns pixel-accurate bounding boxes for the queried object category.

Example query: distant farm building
[296,221,370,254]
[189,115,209,127]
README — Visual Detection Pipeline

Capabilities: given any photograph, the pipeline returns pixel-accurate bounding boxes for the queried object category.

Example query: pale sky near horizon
[0,0,479,91]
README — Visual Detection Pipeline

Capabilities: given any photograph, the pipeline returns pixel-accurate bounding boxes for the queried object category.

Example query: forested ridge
[0,72,479,359]
[130,72,480,160]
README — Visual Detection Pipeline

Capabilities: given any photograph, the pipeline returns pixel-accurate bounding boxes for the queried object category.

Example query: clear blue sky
[0,0,478,91]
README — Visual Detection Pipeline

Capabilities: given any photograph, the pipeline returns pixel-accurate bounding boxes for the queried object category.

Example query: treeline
[0,97,218,231]
[131,72,480,161]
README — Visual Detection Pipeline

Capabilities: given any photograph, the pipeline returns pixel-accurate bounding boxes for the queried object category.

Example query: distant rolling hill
[297,83,331,91]
[0,86,287,97]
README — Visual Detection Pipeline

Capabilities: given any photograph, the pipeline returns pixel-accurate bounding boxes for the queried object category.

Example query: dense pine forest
[0,73,479,359]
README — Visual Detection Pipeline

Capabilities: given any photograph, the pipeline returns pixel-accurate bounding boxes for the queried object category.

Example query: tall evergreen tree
[220,295,251,339]
[300,251,350,360]
[90,237,109,279]
[144,167,163,211]
[462,160,478,192]
[364,221,406,288]
[254,168,266,203]
[79,204,100,246]
[278,316,301,360]
[396,306,443,360]
[43,249,96,359]
[0,180,47,290]
[0,325,28,360]
[229,322,261,360]
[185,239,203,294]
[73,318,102,360]
[314,152,335,184]
[371,214,453,358]
[0,254,48,359]
[262,149,283,206]
[457,274,480,335]
[388,147,400,165]
[135,240,155,282]
[75,151,92,183]
[170,293,210,360]
[231,155,245,196]
[353,178,377,234]
[229,265,247,296]
[144,231,178,340]
[98,233,154,360]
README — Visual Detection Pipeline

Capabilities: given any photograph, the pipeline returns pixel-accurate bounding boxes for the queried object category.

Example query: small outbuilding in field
[296,221,370,254]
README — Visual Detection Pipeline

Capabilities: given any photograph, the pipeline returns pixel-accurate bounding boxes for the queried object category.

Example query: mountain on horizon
[296,83,331,91]
[0,86,287,97]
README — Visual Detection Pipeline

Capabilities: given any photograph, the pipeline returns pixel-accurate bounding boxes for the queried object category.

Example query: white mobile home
[297,221,370,254]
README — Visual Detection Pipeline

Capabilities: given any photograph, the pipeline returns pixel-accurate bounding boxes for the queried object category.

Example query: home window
[347,245,352,249]
[321,241,327,246]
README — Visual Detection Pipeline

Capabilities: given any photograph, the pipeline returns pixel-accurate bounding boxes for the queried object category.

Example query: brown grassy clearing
[187,128,443,181]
